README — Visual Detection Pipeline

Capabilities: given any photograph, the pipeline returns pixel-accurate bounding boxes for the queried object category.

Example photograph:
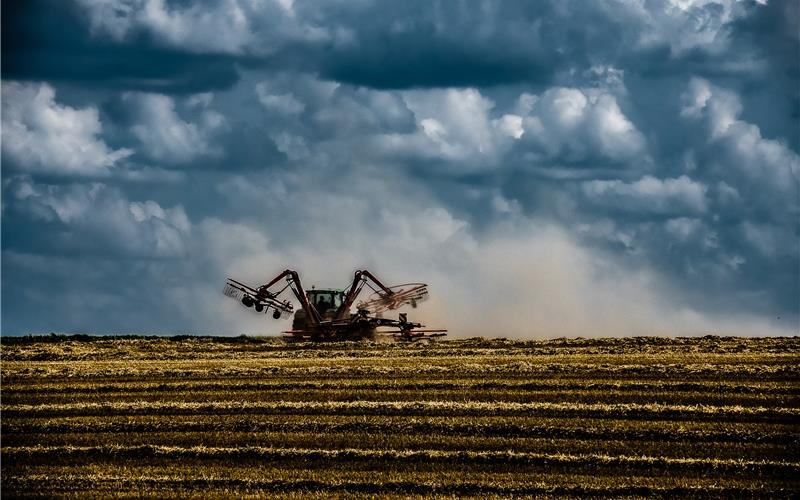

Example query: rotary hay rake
[224,269,446,342]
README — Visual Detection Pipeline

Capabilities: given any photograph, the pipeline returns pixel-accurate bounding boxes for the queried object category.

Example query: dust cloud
[199,221,792,338]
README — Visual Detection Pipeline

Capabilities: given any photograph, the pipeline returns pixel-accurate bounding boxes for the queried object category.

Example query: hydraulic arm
[335,270,395,320]
[255,269,322,325]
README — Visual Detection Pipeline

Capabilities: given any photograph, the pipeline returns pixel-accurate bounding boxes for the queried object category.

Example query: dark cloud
[2,0,798,336]
[727,0,800,146]
[2,0,240,94]
[729,0,799,76]
[318,40,554,90]
[5,0,784,94]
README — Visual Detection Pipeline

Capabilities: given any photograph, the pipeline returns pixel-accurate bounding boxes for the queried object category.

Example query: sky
[1,0,798,337]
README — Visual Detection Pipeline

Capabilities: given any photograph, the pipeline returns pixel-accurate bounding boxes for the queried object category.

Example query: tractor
[224,269,446,342]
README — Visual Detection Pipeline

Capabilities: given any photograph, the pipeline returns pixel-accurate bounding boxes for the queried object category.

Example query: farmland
[2,335,799,498]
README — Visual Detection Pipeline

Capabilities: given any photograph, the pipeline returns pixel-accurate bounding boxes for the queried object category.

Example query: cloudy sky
[2,0,798,337]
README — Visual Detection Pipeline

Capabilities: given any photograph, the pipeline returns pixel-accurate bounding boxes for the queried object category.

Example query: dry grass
[2,335,799,498]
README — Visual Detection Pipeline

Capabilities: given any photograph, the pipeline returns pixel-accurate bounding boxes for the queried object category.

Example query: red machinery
[224,269,446,341]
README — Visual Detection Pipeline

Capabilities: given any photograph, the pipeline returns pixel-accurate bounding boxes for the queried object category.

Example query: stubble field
[1,335,798,498]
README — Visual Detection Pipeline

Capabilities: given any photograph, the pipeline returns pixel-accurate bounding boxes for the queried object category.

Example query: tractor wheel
[292,309,307,330]
[358,326,377,341]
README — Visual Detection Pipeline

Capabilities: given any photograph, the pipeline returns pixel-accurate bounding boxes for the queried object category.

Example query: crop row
[4,445,798,475]
[5,352,795,367]
[2,474,794,499]
[4,378,795,395]
[1,336,786,346]
[7,462,796,490]
[5,400,797,422]
[4,336,796,356]
[5,417,796,445]
[8,388,793,410]
[5,430,795,462]
[10,412,792,438]
[5,362,798,382]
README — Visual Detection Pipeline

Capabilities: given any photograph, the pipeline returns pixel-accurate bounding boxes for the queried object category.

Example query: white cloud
[255,82,305,115]
[714,119,800,202]
[405,88,497,155]
[582,175,708,215]
[124,92,226,164]
[1,82,132,176]
[311,88,412,137]
[186,92,214,109]
[740,222,796,259]
[665,217,704,242]
[680,77,713,119]
[494,114,525,139]
[681,77,741,138]
[366,88,525,171]
[79,0,253,54]
[77,0,140,40]
[630,0,756,58]
[8,178,191,258]
[249,79,642,175]
[250,75,417,162]
[518,87,646,162]
[681,77,800,217]
[77,0,331,55]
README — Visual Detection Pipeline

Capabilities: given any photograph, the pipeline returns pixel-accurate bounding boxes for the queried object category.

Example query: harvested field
[2,335,799,498]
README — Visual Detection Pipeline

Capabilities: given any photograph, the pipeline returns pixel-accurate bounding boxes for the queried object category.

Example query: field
[2,335,799,498]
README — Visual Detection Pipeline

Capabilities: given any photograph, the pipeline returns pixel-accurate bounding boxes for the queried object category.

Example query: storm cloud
[2,0,797,336]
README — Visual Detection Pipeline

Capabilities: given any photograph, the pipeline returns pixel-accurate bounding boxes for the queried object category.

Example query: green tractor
[291,289,343,329]
[225,269,446,342]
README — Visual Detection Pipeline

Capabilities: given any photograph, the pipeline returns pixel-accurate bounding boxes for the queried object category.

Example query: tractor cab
[307,289,343,315]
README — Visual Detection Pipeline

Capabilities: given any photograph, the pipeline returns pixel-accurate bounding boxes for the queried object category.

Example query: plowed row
[2,336,799,498]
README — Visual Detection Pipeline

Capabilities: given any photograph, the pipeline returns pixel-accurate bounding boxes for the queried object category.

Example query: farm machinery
[224,269,446,342]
